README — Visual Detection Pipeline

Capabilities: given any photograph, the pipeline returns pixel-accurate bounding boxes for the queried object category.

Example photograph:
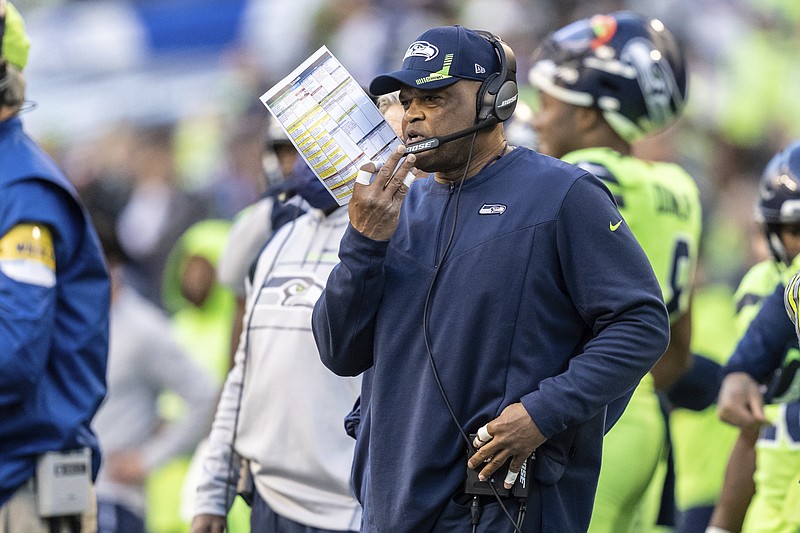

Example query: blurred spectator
[161,218,236,370]
[116,123,210,308]
[202,115,271,220]
[375,90,403,137]
[90,213,216,533]
[146,219,234,533]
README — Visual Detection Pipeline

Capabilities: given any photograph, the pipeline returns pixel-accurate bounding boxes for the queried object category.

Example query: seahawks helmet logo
[404,41,439,62]
[622,38,682,129]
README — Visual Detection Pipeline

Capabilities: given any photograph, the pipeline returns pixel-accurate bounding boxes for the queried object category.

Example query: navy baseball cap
[369,25,499,96]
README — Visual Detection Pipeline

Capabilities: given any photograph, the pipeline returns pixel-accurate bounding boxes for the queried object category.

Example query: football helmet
[529,11,687,142]
[756,140,800,264]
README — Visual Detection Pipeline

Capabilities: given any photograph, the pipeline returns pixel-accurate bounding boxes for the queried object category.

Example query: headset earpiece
[474,31,518,123]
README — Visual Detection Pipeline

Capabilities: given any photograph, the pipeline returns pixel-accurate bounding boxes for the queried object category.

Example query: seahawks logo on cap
[404,41,439,62]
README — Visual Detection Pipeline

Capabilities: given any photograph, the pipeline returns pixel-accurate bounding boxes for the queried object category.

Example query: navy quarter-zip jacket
[313,147,669,532]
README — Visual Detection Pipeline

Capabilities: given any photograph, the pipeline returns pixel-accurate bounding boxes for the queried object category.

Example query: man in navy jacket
[312,25,669,532]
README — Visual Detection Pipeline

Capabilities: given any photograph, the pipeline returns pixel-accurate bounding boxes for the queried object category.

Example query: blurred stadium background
[14,0,800,289]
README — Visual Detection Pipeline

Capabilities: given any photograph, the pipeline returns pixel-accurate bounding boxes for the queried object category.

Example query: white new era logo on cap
[475,63,486,74]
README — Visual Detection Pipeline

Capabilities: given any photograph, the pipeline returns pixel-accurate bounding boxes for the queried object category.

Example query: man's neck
[435,129,509,184]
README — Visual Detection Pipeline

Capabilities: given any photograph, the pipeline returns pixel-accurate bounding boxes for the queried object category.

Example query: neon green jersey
[563,148,702,322]
[736,259,800,403]
[743,403,800,533]
[672,260,798,513]
[567,149,702,532]
[736,259,786,336]
[735,260,800,532]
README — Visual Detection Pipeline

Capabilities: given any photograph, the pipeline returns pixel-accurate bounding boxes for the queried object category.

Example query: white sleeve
[217,198,274,297]
[192,337,248,516]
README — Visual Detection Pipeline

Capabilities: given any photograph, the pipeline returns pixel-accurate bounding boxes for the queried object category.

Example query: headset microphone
[404,117,499,155]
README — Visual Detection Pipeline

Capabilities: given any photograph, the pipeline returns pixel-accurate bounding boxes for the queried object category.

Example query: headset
[474,30,518,123]
[404,30,519,155]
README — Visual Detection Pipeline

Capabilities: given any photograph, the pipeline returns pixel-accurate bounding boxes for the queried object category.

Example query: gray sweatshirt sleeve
[140,330,219,471]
